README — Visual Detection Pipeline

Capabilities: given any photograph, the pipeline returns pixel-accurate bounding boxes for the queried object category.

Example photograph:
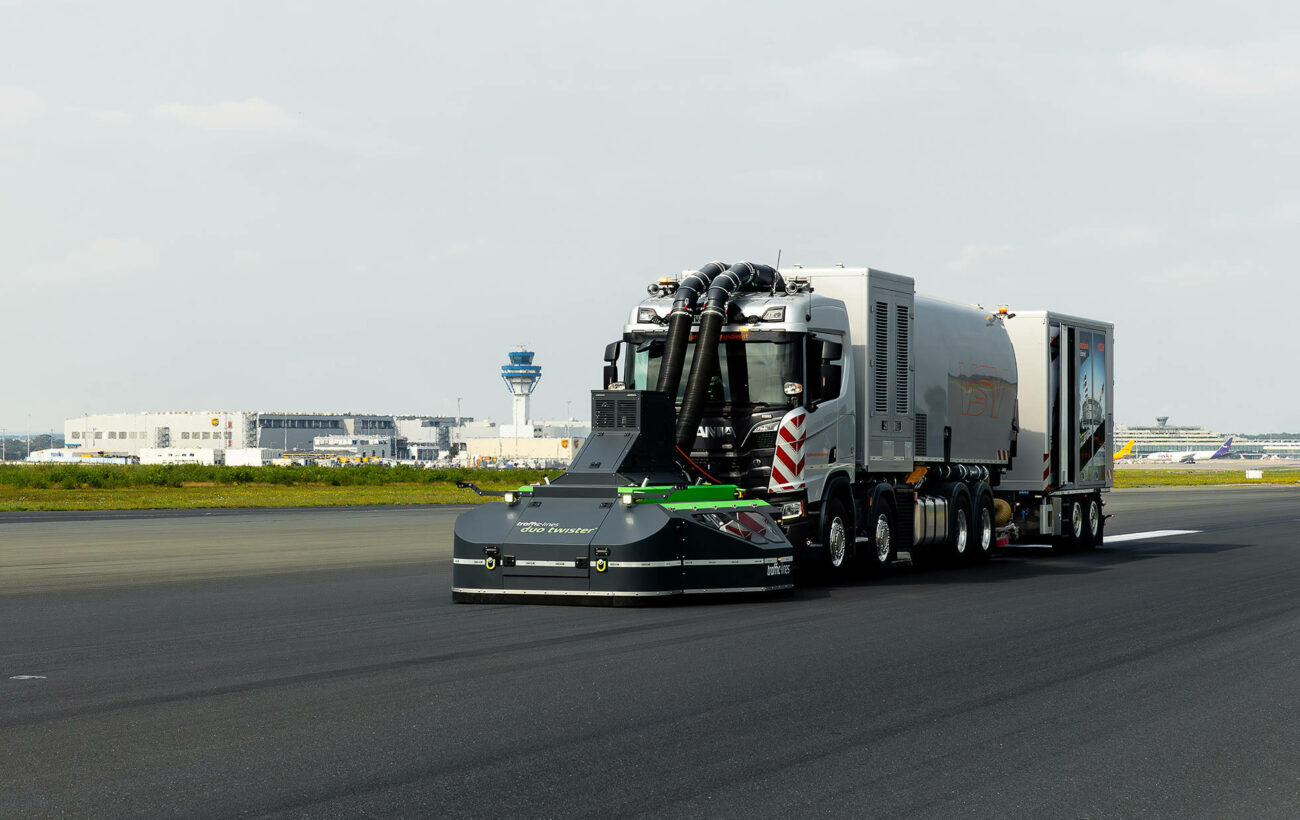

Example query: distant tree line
[0,435,63,461]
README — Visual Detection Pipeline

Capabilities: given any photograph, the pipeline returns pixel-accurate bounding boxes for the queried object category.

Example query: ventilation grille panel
[874,301,889,414]
[593,396,641,429]
[895,304,910,414]
[915,413,928,456]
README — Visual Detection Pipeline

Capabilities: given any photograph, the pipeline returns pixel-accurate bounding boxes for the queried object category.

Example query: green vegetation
[1114,469,1300,487]
[0,464,549,511]
[2,463,1297,511]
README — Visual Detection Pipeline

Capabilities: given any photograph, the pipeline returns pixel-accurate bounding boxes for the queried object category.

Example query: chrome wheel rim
[1088,500,1100,536]
[828,517,847,567]
[875,514,892,563]
[979,508,993,552]
[955,511,969,554]
[1071,501,1083,539]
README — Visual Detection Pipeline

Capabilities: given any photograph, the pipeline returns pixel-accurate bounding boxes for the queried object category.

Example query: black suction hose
[675,262,777,451]
[657,262,727,399]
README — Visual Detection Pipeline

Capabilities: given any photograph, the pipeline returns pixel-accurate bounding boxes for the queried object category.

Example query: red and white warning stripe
[768,409,807,492]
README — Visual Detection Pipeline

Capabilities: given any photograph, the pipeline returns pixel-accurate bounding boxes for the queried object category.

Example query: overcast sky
[3,1,1298,433]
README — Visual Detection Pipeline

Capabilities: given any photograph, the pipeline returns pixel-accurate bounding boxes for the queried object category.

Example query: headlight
[761,306,786,322]
[637,307,659,323]
[750,419,781,435]
[781,500,804,519]
[621,493,635,506]
[503,491,519,505]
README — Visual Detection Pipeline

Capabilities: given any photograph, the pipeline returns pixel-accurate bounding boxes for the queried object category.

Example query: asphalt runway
[3,488,1299,817]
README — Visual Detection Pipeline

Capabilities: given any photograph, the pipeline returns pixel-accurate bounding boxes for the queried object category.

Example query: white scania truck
[610,263,1114,576]
[452,261,1113,604]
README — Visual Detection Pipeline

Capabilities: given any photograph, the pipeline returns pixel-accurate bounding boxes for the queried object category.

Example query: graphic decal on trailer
[1078,331,1108,483]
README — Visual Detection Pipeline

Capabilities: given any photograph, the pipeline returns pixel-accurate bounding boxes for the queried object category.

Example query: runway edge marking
[1103,529,1202,544]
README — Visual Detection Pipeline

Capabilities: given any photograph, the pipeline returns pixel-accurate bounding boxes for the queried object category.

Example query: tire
[864,495,897,574]
[1081,495,1102,549]
[947,489,973,564]
[1054,496,1085,552]
[970,487,995,564]
[821,497,854,578]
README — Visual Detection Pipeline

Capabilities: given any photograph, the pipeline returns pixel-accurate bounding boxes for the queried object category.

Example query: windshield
[626,336,801,407]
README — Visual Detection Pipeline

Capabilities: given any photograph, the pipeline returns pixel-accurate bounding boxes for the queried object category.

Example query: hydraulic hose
[675,261,777,450]
[657,262,728,400]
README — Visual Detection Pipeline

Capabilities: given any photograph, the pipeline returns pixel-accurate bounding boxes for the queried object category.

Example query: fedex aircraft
[1144,437,1233,464]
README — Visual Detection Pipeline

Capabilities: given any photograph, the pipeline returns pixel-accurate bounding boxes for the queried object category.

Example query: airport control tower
[501,347,542,437]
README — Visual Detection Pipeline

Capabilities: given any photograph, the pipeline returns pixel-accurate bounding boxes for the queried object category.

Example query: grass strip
[0,465,545,511]
[2,465,1296,511]
[1114,469,1300,487]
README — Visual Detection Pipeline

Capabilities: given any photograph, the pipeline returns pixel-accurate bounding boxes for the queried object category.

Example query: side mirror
[821,341,843,361]
[603,364,619,388]
[603,341,621,364]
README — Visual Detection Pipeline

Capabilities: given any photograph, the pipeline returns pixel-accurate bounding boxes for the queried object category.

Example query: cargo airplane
[1144,437,1233,464]
[1113,439,1135,461]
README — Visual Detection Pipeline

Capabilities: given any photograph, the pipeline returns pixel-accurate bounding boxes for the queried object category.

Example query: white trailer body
[1000,311,1115,494]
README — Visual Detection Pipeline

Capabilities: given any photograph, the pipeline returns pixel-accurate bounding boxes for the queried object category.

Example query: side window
[806,334,844,407]
[803,337,823,406]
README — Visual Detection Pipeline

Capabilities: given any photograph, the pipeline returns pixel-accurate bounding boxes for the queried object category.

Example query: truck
[452,262,1113,602]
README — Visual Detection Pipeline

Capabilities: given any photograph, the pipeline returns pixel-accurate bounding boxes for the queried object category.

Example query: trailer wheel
[1054,497,1086,551]
[865,496,897,574]
[971,488,995,563]
[821,497,854,578]
[1081,495,1102,549]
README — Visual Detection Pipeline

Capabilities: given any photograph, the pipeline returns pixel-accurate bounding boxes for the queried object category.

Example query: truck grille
[746,431,777,449]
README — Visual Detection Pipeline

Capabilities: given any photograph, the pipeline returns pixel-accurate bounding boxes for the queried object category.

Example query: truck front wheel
[821,497,854,578]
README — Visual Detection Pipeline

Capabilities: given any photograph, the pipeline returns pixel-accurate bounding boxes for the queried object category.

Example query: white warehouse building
[66,411,462,461]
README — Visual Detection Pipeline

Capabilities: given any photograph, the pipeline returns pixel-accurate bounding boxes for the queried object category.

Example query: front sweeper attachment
[452,390,795,605]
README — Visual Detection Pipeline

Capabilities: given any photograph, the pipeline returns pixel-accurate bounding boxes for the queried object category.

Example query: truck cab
[618,274,857,544]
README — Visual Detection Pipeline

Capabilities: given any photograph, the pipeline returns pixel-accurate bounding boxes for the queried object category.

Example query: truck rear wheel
[970,488,995,564]
[947,490,973,564]
[864,497,897,574]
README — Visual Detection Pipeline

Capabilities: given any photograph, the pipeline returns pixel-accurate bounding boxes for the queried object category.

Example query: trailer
[453,262,1113,602]
[999,310,1114,546]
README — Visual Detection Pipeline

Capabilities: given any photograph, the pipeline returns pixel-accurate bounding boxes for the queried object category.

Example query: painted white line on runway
[1104,529,1202,543]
